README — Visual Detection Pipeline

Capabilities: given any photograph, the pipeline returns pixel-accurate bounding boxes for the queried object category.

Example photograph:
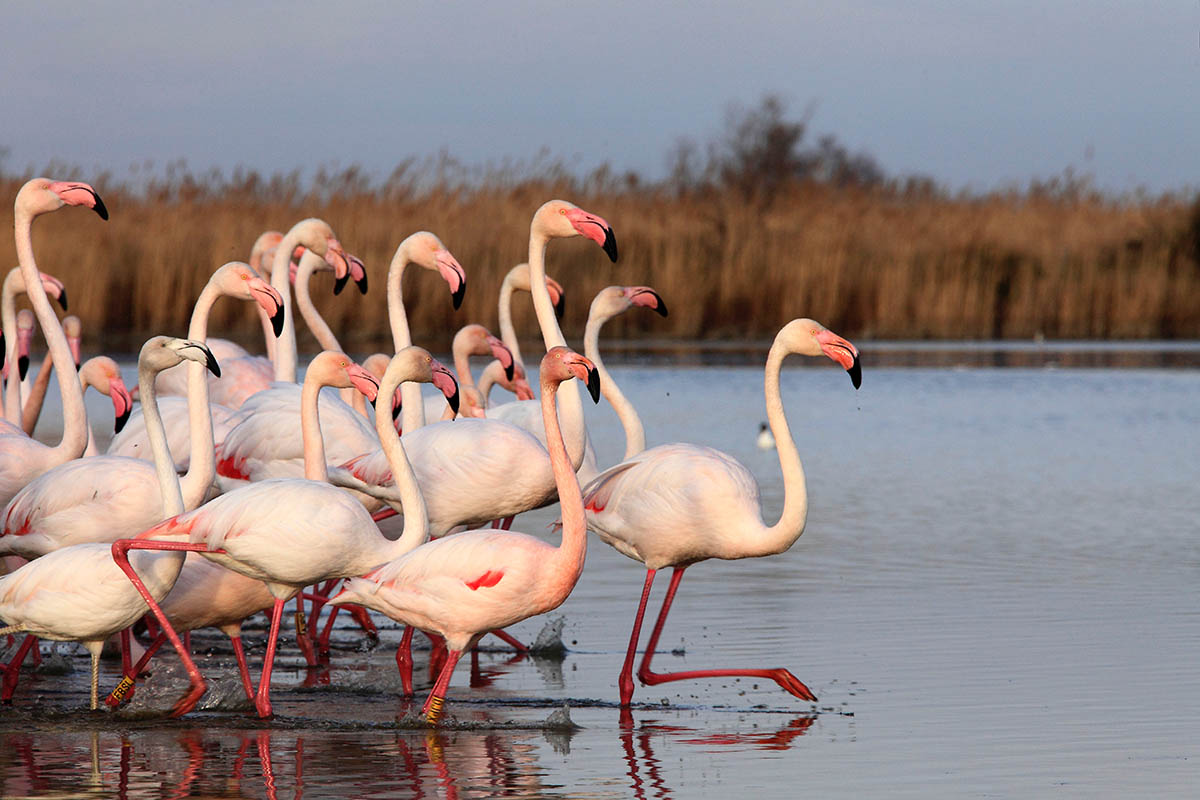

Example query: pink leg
[120,629,133,676]
[1,634,38,702]
[317,604,341,655]
[395,626,416,697]
[29,639,41,667]
[488,628,528,653]
[105,631,166,707]
[110,540,210,716]
[498,516,514,531]
[619,569,657,707]
[420,648,464,724]
[347,604,378,638]
[636,566,817,703]
[372,507,398,522]
[230,635,255,703]
[255,597,288,718]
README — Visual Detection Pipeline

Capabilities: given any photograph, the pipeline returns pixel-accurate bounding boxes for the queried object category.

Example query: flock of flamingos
[0,177,861,725]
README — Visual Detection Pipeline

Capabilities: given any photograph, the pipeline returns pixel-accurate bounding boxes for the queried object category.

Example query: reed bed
[2,169,1197,355]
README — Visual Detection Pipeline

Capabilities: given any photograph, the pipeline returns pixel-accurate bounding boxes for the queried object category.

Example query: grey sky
[3,1,1196,192]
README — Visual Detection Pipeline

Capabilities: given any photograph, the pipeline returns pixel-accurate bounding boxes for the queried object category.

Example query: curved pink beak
[435,249,467,310]
[110,375,133,434]
[323,238,350,282]
[624,286,668,317]
[513,376,535,401]
[40,273,67,312]
[485,335,515,382]
[347,363,381,404]
[564,207,618,262]
[16,324,33,381]
[48,181,108,220]
[546,276,566,320]
[431,359,460,416]
[249,277,286,338]
[817,329,862,389]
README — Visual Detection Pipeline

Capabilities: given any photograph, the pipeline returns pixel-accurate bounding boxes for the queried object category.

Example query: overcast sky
[3,1,1196,192]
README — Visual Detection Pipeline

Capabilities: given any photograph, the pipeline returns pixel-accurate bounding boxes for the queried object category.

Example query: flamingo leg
[395,625,416,697]
[89,647,101,711]
[488,628,528,653]
[618,569,657,707]
[255,597,288,718]
[105,631,166,708]
[1,634,38,702]
[420,648,464,724]
[635,566,817,703]
[229,636,255,703]
[317,604,341,656]
[120,629,132,676]
[372,507,399,522]
[346,603,378,639]
[110,539,210,716]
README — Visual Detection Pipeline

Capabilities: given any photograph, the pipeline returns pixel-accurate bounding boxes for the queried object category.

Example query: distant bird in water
[756,422,776,450]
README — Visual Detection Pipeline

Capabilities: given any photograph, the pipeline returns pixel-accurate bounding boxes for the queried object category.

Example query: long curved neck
[755,341,808,554]
[139,358,185,518]
[585,310,645,459]
[375,375,430,560]
[300,371,330,482]
[387,244,427,433]
[20,350,54,434]
[270,230,303,382]
[13,207,87,460]
[2,271,23,423]
[541,376,587,585]
[497,274,525,373]
[528,231,586,469]
[178,282,219,509]
[451,341,480,393]
[295,258,342,353]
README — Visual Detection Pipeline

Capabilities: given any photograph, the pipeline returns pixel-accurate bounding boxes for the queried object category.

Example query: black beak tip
[114,408,131,435]
[602,228,618,263]
[369,393,378,410]
[554,296,566,320]
[391,402,401,421]
[74,360,81,371]
[91,193,109,221]
[651,293,668,317]
[57,289,68,312]
[504,362,514,382]
[848,356,862,390]
[18,356,29,381]
[447,389,460,416]
[355,274,369,295]
[206,353,221,379]
[451,282,466,311]
[586,368,601,404]
[270,307,285,338]
[333,274,349,296]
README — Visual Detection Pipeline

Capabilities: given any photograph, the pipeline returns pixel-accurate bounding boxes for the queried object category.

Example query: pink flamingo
[1,266,67,423]
[581,318,861,707]
[419,323,516,421]
[0,262,283,559]
[329,346,601,723]
[0,179,106,507]
[495,262,566,375]
[0,336,220,710]
[20,354,132,455]
[111,348,460,718]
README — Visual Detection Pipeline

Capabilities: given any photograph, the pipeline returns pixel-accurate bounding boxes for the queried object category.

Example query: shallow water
[4,355,1198,797]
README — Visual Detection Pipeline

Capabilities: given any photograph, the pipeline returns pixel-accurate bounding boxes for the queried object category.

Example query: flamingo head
[346,254,368,295]
[535,200,618,262]
[15,310,34,380]
[546,275,567,319]
[400,232,466,310]
[249,231,284,275]
[220,262,286,338]
[455,325,515,382]
[152,337,220,378]
[510,362,535,401]
[18,179,108,220]
[431,359,460,416]
[63,315,83,369]
[624,286,668,317]
[39,272,68,312]
[543,346,600,403]
[786,319,861,389]
[285,219,349,284]
[82,357,133,434]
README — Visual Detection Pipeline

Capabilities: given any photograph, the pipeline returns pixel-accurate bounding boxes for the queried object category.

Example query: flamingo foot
[637,665,817,703]
[169,678,208,718]
[395,626,415,697]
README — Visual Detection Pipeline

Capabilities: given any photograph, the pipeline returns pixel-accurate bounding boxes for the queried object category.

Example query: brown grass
[2,169,1197,355]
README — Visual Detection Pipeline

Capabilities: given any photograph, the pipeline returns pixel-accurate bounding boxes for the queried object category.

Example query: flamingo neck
[375,372,429,560]
[2,270,25,423]
[138,354,186,518]
[584,310,645,459]
[13,207,87,460]
[20,350,54,434]
[300,371,329,482]
[528,231,586,469]
[387,244,428,433]
[270,230,302,383]
[756,340,809,555]
[295,256,343,353]
[540,375,587,585]
[451,341,480,394]
[497,273,526,373]
[178,281,219,509]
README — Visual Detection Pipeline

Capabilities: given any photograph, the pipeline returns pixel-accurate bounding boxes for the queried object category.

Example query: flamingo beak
[349,255,369,294]
[817,329,862,389]
[49,181,108,220]
[565,208,618,262]
[391,389,403,421]
[179,342,220,377]
[547,277,566,320]
[251,281,286,338]
[324,238,350,283]
[348,364,381,405]
[514,378,535,401]
[431,360,460,416]
[435,249,467,310]
[17,355,29,381]
[585,364,601,403]
[55,288,68,312]
[111,377,132,434]
[487,335,515,382]
[334,273,349,295]
[627,287,668,317]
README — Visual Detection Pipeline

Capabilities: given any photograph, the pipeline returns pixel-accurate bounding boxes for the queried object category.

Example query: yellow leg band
[425,695,445,724]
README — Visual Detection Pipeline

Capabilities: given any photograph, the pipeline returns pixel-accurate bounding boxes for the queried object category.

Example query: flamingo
[329,200,616,530]
[0,336,220,710]
[419,323,516,422]
[110,347,460,718]
[0,179,106,507]
[0,262,283,559]
[477,359,536,405]
[580,318,861,707]
[329,346,601,723]
[1,268,68,423]
[496,262,566,376]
